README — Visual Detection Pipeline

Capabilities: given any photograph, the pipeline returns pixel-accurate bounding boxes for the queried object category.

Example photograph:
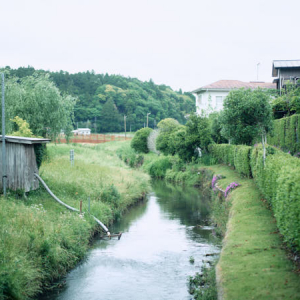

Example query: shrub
[148,157,172,178]
[234,145,252,177]
[275,166,300,250]
[156,118,180,155]
[131,128,153,153]
[210,142,300,252]
[208,144,235,166]
[267,114,300,154]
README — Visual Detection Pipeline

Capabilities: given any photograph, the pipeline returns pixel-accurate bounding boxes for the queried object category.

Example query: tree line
[2,66,195,133]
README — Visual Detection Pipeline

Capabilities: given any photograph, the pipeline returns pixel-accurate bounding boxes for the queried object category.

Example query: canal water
[43,180,220,300]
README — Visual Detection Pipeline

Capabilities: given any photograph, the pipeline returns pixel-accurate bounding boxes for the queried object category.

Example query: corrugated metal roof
[192,80,276,93]
[272,60,300,76]
[273,60,300,68]
[0,135,51,144]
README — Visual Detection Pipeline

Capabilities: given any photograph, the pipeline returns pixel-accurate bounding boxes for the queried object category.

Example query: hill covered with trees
[3,66,195,132]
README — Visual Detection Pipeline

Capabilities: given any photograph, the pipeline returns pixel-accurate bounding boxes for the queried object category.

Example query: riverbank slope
[0,142,150,299]
[207,165,300,300]
[117,141,300,299]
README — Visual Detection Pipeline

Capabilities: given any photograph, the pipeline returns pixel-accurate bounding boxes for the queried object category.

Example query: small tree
[131,127,153,153]
[220,88,273,165]
[183,113,211,161]
[156,118,180,155]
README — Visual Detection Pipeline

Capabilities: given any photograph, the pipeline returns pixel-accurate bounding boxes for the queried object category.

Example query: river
[42,180,220,300]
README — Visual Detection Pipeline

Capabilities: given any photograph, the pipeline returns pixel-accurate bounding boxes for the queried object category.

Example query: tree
[156,118,180,155]
[220,88,273,165]
[209,112,228,144]
[220,88,273,146]
[1,73,76,140]
[131,127,153,153]
[183,113,211,161]
[100,98,122,132]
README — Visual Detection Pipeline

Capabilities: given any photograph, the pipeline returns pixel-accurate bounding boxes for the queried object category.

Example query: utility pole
[124,115,127,140]
[1,73,6,196]
[147,113,151,127]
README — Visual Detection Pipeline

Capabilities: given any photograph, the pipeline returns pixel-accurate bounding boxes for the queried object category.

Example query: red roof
[193,80,276,92]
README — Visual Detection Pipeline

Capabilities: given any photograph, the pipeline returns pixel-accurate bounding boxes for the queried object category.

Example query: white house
[192,80,276,115]
[72,128,91,135]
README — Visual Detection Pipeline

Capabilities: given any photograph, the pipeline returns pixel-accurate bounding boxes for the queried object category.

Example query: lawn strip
[207,165,300,300]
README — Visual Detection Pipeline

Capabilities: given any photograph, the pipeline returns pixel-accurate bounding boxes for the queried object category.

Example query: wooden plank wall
[0,142,39,192]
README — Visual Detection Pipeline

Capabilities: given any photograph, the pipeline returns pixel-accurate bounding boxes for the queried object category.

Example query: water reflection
[41,180,219,300]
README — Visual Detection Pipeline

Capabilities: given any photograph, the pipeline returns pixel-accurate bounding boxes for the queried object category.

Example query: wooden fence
[55,134,131,144]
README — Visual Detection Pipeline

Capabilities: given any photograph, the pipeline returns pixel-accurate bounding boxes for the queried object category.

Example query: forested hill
[4,66,195,132]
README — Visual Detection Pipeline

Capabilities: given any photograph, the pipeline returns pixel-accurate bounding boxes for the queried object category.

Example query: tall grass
[0,141,150,299]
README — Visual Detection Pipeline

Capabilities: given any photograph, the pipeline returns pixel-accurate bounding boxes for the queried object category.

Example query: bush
[210,142,300,251]
[251,145,300,251]
[267,114,300,155]
[276,167,300,250]
[208,144,235,166]
[131,128,153,153]
[156,118,180,155]
[234,145,252,177]
[148,157,172,178]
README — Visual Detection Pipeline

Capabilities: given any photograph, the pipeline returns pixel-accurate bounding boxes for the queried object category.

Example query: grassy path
[207,165,300,300]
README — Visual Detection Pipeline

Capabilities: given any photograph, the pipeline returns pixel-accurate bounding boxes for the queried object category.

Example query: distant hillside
[4,66,195,132]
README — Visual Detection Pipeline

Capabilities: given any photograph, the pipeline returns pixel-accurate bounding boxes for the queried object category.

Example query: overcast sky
[1,0,299,92]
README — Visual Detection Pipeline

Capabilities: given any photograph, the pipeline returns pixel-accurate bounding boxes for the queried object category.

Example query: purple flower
[224,182,240,197]
[211,175,222,190]
[211,176,218,188]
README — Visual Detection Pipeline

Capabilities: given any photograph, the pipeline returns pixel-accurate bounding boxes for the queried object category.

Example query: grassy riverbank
[207,165,300,300]
[0,142,149,299]
[117,141,300,299]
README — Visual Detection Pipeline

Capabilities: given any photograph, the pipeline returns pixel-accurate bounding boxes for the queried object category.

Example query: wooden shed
[0,136,50,193]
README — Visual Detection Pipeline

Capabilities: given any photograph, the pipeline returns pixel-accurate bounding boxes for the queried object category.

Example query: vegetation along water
[41,180,220,300]
[1,67,300,300]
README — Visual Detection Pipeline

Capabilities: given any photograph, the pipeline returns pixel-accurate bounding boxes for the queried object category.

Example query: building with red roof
[192,80,276,115]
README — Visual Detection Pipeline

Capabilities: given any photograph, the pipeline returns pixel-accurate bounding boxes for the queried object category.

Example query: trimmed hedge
[209,143,300,252]
[234,145,251,177]
[268,114,300,155]
[208,144,251,177]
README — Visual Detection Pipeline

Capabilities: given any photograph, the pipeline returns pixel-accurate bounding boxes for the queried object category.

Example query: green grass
[0,141,150,299]
[206,165,300,300]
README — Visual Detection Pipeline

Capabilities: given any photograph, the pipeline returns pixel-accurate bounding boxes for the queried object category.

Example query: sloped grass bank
[0,142,150,299]
[207,165,300,300]
[114,142,300,299]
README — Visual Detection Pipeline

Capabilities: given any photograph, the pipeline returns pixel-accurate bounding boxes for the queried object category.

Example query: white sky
[1,0,299,92]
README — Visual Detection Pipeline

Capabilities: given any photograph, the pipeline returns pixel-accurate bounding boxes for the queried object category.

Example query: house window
[216,96,224,106]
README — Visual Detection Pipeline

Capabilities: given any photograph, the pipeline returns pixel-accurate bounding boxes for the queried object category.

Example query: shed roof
[272,60,300,76]
[192,80,276,93]
[0,135,51,144]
